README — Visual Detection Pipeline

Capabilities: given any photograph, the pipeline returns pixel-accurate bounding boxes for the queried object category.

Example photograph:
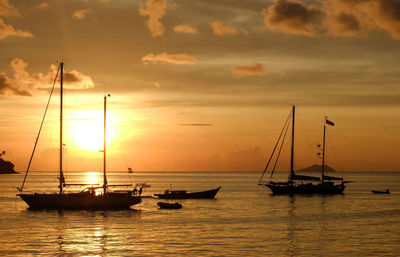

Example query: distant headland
[0,158,18,174]
[296,164,336,173]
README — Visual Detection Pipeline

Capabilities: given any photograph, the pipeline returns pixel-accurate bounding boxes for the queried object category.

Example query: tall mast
[103,94,109,194]
[59,62,65,194]
[290,105,295,181]
[321,117,327,180]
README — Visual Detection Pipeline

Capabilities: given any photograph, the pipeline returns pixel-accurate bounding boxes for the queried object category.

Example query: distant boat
[258,106,346,195]
[17,62,141,209]
[372,189,390,194]
[157,202,182,209]
[154,186,221,199]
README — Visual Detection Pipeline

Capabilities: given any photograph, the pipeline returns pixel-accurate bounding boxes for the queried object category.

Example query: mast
[290,105,295,181]
[59,62,65,194]
[103,94,109,194]
[321,117,327,180]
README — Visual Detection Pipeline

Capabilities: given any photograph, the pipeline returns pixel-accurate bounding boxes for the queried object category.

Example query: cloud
[0,72,31,96]
[173,24,198,34]
[0,58,95,97]
[0,0,20,17]
[36,3,49,9]
[142,52,195,64]
[210,21,248,36]
[328,12,361,36]
[233,63,266,77]
[0,18,33,39]
[337,0,400,39]
[262,0,324,36]
[377,0,400,39]
[139,0,167,37]
[72,9,91,20]
[263,0,400,40]
[178,123,213,126]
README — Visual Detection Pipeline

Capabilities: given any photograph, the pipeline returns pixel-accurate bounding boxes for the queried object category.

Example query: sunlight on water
[1,172,400,256]
[84,171,101,186]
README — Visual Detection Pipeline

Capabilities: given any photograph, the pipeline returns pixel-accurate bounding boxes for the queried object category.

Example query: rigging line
[269,113,291,183]
[108,94,134,186]
[116,125,135,185]
[18,64,61,192]
[258,111,291,185]
[327,131,344,173]
[296,111,317,162]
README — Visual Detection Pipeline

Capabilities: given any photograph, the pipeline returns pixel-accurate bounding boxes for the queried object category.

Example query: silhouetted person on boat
[89,187,95,196]
[133,187,138,195]
[139,187,143,196]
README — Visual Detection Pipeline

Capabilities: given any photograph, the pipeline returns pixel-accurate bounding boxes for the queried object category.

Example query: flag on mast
[326,119,335,126]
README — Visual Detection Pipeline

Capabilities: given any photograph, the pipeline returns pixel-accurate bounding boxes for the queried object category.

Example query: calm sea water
[0,171,399,256]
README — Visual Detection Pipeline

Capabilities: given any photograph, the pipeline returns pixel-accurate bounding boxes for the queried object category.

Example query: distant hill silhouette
[296,164,336,173]
[0,158,18,174]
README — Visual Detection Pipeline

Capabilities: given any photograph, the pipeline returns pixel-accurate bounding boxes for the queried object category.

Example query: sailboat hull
[266,182,345,195]
[18,192,141,210]
[154,187,221,199]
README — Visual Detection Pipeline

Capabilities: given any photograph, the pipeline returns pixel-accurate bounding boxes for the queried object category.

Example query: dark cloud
[375,0,400,39]
[263,0,400,39]
[330,12,361,35]
[263,0,325,36]
[334,0,400,38]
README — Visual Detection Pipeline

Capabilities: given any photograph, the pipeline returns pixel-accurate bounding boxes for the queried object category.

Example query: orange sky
[1,0,400,172]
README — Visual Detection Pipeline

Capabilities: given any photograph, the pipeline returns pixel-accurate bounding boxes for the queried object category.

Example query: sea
[0,171,399,256]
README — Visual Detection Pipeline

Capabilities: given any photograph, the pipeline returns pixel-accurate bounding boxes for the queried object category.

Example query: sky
[1,0,400,172]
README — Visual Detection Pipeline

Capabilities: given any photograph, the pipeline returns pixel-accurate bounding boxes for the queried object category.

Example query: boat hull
[266,182,345,195]
[157,202,182,209]
[154,186,221,199]
[371,190,390,194]
[18,192,141,210]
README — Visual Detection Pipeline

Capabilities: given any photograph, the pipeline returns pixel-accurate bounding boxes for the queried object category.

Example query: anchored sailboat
[258,106,346,194]
[17,62,141,209]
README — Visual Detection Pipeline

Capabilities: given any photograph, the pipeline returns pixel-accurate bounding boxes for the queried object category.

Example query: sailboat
[17,62,141,209]
[258,106,345,194]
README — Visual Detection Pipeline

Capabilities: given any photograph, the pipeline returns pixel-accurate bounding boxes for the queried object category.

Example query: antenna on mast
[103,92,111,194]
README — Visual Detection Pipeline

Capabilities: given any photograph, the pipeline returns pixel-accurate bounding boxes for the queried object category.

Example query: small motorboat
[154,186,221,199]
[157,202,182,209]
[371,189,390,194]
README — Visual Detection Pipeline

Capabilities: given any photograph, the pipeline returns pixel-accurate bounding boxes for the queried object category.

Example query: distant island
[0,158,18,174]
[296,164,336,173]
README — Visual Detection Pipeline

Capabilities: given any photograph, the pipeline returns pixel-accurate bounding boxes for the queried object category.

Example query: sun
[68,110,115,151]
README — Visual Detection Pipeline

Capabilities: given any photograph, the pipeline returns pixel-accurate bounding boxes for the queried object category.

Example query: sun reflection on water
[84,172,101,186]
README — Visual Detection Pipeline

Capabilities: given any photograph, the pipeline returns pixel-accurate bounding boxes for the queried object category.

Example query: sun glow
[84,171,101,186]
[68,110,116,151]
